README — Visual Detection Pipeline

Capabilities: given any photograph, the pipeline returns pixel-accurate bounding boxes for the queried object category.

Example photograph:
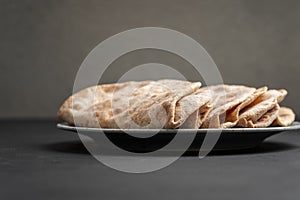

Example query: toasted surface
[246,104,280,128]
[236,89,287,127]
[273,107,296,127]
[58,80,295,129]
[200,85,257,128]
[58,79,213,129]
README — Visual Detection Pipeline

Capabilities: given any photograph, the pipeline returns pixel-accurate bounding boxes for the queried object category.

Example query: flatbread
[272,107,295,127]
[200,85,257,128]
[115,79,202,129]
[245,104,280,128]
[175,89,212,128]
[224,87,268,125]
[58,81,150,128]
[180,102,212,129]
[236,89,287,127]
[58,81,295,129]
[58,79,209,129]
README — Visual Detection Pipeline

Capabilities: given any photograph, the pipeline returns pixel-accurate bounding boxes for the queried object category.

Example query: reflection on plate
[57,122,300,152]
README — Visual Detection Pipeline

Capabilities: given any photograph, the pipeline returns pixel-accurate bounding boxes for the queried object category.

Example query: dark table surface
[1,120,300,200]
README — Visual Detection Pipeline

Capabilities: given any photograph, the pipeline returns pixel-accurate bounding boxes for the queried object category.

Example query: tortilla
[272,107,295,127]
[236,89,287,127]
[200,85,257,128]
[180,102,212,129]
[58,79,211,129]
[58,81,150,128]
[58,80,295,129]
[245,104,280,128]
[115,79,202,129]
[223,87,268,126]
[174,89,212,128]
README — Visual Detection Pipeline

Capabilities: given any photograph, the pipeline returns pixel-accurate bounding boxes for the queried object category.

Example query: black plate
[57,122,300,152]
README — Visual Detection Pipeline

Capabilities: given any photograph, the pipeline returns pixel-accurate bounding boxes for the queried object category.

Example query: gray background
[1,0,299,119]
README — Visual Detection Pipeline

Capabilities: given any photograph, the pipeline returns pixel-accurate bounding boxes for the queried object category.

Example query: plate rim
[57,121,300,134]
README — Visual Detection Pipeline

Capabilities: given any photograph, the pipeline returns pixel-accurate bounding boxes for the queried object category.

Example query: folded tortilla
[177,89,212,128]
[236,89,287,128]
[244,104,280,128]
[200,85,257,128]
[58,80,295,129]
[272,107,295,127]
[223,87,268,127]
[58,79,212,129]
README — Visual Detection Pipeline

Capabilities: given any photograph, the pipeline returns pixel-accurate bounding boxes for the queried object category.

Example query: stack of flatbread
[58,80,295,129]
